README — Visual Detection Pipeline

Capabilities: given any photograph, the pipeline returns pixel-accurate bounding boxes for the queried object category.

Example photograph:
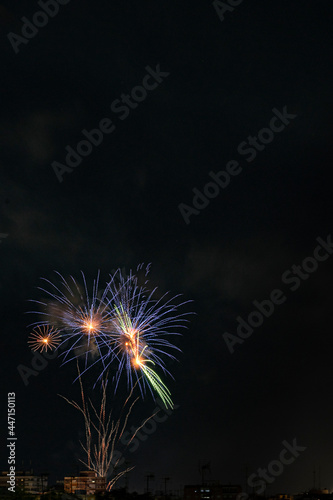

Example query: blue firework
[99,265,191,407]
[28,271,114,371]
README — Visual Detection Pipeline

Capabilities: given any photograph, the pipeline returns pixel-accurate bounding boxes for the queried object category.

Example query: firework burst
[98,265,192,407]
[28,325,61,353]
[29,271,114,367]
[105,303,173,407]
[28,265,192,407]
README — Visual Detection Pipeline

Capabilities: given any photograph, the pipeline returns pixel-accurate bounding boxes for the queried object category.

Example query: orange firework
[78,310,103,337]
[60,367,158,490]
[28,325,61,353]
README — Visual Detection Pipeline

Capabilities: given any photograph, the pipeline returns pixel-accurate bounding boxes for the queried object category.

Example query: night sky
[1,0,333,495]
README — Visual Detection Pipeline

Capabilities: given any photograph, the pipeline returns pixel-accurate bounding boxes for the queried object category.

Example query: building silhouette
[64,470,106,495]
[0,469,48,495]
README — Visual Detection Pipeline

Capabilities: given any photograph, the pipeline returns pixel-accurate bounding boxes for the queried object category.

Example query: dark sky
[1,0,333,495]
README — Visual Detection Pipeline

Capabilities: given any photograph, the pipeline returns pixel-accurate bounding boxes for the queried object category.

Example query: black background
[0,0,333,495]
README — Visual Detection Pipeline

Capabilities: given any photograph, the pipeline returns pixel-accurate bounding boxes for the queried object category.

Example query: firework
[28,265,192,407]
[29,271,113,366]
[60,370,157,491]
[106,302,173,408]
[28,325,61,352]
[100,265,191,408]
